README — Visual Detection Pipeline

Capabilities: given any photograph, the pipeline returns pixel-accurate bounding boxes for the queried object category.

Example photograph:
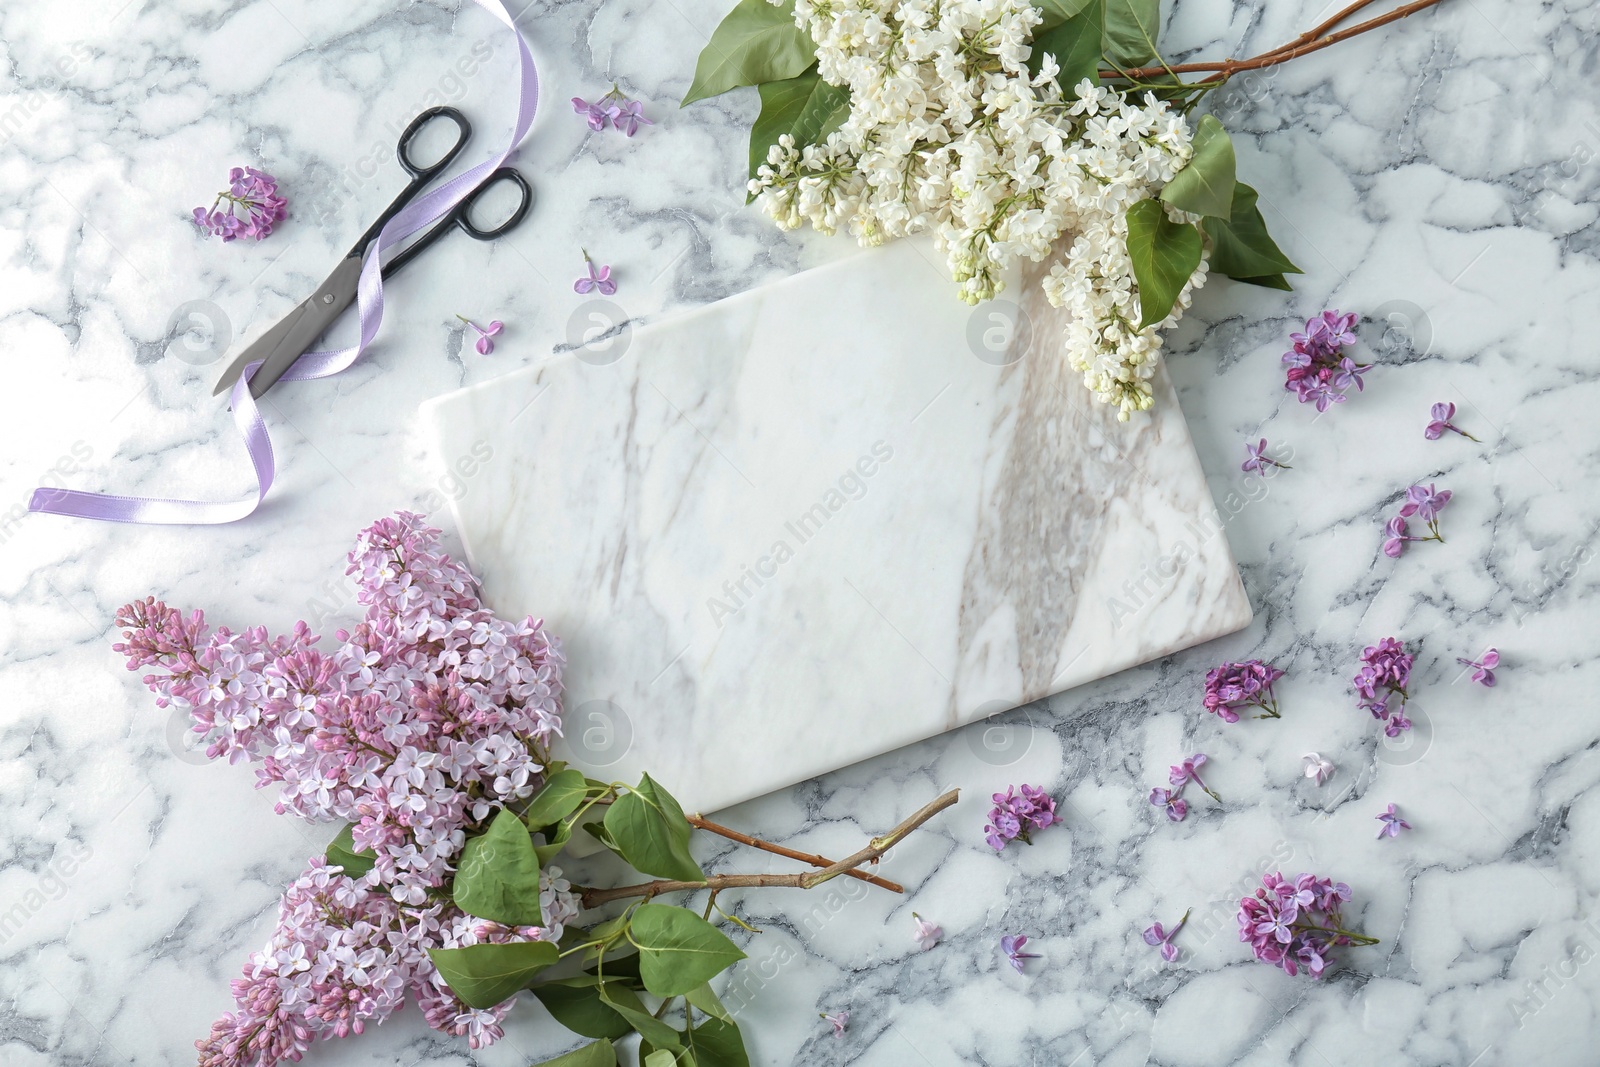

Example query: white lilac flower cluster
[113,512,574,1063]
[748,0,1207,417]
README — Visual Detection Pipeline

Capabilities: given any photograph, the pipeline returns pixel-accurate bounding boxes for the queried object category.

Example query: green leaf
[631,904,747,997]
[1234,273,1293,291]
[599,982,683,1049]
[685,982,732,1023]
[530,977,636,1040]
[522,768,591,829]
[427,940,559,1009]
[682,0,816,105]
[1160,114,1236,219]
[638,1043,696,1067]
[531,1039,619,1067]
[748,66,851,188]
[585,950,644,984]
[646,1052,681,1067]
[687,1017,751,1067]
[453,808,544,927]
[1125,198,1203,329]
[1029,0,1103,87]
[1199,182,1302,283]
[604,775,705,883]
[323,823,375,879]
[535,818,574,865]
[1103,0,1161,70]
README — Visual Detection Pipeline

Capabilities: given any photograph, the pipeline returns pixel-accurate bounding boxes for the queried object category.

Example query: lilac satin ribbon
[28,0,538,525]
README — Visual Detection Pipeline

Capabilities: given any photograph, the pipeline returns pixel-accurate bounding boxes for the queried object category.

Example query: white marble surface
[1,1,1598,1065]
[423,235,1249,813]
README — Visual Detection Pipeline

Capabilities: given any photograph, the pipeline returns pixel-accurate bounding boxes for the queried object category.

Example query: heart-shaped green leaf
[685,982,732,1023]
[1199,182,1302,284]
[645,1052,681,1067]
[522,768,591,829]
[1125,198,1203,329]
[1102,0,1161,70]
[599,981,684,1049]
[683,0,816,105]
[604,775,705,882]
[453,807,544,926]
[1028,0,1103,88]
[530,977,636,1040]
[324,823,375,879]
[687,1016,750,1067]
[427,940,559,1009]
[535,818,574,865]
[631,904,747,997]
[1160,114,1236,219]
[748,66,851,189]
[531,1039,619,1067]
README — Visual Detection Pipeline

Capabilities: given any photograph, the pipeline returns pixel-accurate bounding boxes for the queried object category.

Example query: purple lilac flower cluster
[1238,871,1375,978]
[1383,483,1451,558]
[1353,636,1414,736]
[984,784,1062,850]
[193,166,288,241]
[1150,753,1220,822]
[571,86,653,136]
[1202,659,1286,722]
[1282,310,1369,411]
[114,513,574,1064]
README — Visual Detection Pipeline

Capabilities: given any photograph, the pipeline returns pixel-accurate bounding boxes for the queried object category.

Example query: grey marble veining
[1,1,1598,1065]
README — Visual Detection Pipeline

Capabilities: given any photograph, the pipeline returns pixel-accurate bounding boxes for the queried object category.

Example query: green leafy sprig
[324,771,957,1067]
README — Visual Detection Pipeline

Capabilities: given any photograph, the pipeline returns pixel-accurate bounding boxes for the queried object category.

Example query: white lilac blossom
[747,0,1205,418]
[113,512,571,1064]
[912,912,943,951]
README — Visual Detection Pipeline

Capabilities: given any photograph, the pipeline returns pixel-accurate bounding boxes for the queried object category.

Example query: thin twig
[579,789,959,910]
[1098,0,1450,83]
[687,813,904,893]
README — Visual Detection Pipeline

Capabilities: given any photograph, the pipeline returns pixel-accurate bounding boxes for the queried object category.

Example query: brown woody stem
[1099,0,1451,84]
[686,813,904,893]
[579,789,959,910]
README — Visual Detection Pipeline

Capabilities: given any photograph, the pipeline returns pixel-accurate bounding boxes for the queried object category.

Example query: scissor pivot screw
[322,293,335,304]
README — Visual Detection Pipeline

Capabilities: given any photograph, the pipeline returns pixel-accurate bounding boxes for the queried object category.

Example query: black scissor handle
[455,167,534,240]
[396,106,473,180]
[379,167,535,280]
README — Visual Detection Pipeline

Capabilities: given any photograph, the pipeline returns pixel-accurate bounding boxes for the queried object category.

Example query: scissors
[213,105,533,398]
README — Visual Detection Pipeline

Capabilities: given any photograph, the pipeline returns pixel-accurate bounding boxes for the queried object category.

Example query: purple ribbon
[28,0,539,525]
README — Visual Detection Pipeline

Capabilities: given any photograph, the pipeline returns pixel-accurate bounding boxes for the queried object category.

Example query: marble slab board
[424,237,1252,813]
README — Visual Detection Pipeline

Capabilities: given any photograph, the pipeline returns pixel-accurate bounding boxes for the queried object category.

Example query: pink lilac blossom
[1202,660,1286,721]
[1457,648,1499,687]
[193,167,288,241]
[113,512,570,1066]
[1353,637,1414,736]
[1386,483,1452,557]
[571,86,653,136]
[1237,872,1373,978]
[1424,401,1479,442]
[1148,786,1188,822]
[1282,310,1369,411]
[983,784,1063,850]
[1375,803,1411,839]
[821,1011,850,1038]
[1301,752,1335,786]
[1142,909,1190,963]
[1000,934,1040,973]
[912,913,943,951]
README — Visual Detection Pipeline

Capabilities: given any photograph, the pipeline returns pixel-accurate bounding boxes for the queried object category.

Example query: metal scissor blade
[211,255,364,397]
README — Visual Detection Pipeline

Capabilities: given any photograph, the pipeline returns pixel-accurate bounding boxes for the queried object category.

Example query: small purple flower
[1283,310,1369,412]
[1142,909,1190,963]
[1457,647,1499,687]
[1169,753,1221,804]
[1301,752,1334,786]
[573,85,653,136]
[1239,871,1376,978]
[1354,637,1415,734]
[820,1011,849,1038]
[455,315,504,355]
[193,166,287,242]
[1303,380,1347,412]
[1399,483,1452,524]
[1383,515,1409,559]
[571,95,619,131]
[912,913,943,952]
[985,784,1062,850]
[1149,787,1188,822]
[1241,438,1292,475]
[1000,934,1040,974]
[574,250,618,296]
[1332,356,1367,392]
[1425,401,1480,442]
[614,99,654,137]
[1375,803,1410,839]
[1203,659,1287,720]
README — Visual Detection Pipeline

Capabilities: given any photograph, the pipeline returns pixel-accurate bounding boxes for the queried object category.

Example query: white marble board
[424,237,1251,812]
